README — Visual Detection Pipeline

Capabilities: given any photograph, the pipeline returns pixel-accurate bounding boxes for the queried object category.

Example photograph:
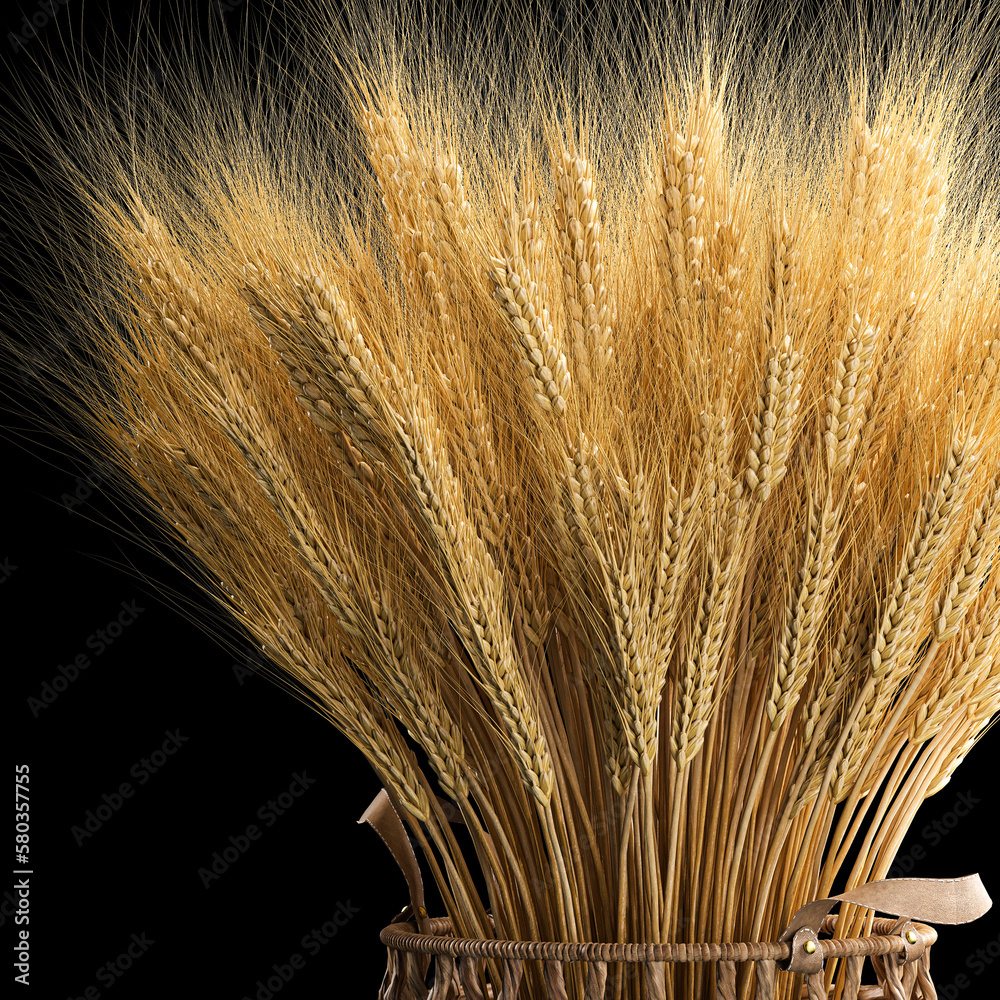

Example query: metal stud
[804,940,817,955]
[906,930,919,945]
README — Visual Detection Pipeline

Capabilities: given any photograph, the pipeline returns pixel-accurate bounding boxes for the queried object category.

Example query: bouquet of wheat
[4,1,1000,997]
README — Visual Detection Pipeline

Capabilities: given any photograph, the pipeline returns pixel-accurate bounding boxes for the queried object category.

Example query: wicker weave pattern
[379,915,939,1000]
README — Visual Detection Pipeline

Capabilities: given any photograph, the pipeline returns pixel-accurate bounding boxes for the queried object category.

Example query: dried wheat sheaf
[4,1,1000,998]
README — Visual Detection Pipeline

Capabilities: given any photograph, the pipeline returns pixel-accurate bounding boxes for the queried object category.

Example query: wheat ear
[491,238,572,418]
[825,314,879,477]
[767,480,838,730]
[745,334,804,502]
[656,104,707,317]
[831,433,977,802]
[933,477,1000,642]
[554,147,614,395]
[910,587,999,746]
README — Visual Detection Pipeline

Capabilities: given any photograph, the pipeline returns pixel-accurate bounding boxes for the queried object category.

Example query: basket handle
[779,873,992,942]
[360,788,428,931]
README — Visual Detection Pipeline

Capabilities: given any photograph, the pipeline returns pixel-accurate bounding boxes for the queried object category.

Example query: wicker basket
[378,912,939,999]
[363,790,988,1000]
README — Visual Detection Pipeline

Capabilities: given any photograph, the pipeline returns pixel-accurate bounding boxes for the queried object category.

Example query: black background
[3,2,1000,999]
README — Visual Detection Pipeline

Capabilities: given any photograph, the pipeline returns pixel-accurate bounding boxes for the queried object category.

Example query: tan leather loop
[779,927,824,974]
[888,918,923,965]
[360,789,428,931]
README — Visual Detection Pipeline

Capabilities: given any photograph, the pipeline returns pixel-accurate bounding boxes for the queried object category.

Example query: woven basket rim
[380,914,938,964]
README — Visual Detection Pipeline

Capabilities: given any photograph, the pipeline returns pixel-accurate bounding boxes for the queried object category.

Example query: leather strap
[359,789,427,930]
[780,874,992,941]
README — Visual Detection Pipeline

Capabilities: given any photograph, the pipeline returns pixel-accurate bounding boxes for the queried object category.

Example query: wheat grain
[424,154,474,312]
[909,600,997,745]
[554,148,613,395]
[491,244,572,418]
[763,209,799,339]
[608,562,653,775]
[362,106,429,301]
[241,266,389,458]
[766,486,837,730]
[670,557,720,772]
[272,591,434,818]
[870,434,975,681]
[898,130,948,276]
[670,493,745,770]
[706,196,748,337]
[841,114,890,248]
[933,478,1000,642]
[745,335,804,502]
[825,315,879,476]
[393,382,556,808]
[365,592,470,801]
[830,434,978,799]
[655,104,707,318]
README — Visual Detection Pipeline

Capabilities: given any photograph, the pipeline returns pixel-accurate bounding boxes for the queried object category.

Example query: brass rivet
[906,930,918,945]
[804,940,817,954]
